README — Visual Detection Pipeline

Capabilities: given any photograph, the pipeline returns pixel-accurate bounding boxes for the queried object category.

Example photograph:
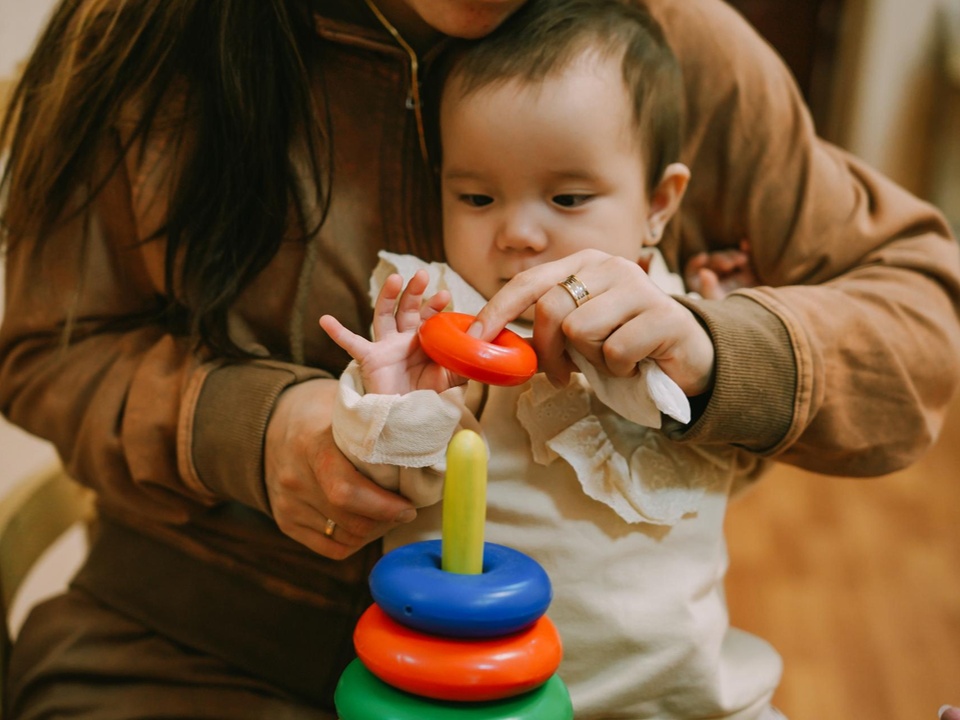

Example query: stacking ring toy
[353,605,562,701]
[370,539,552,637]
[419,312,537,386]
[335,659,574,720]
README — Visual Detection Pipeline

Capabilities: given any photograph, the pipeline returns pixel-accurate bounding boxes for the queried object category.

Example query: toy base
[334,659,574,720]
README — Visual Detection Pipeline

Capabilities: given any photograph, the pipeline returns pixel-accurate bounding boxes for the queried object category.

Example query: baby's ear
[646,163,690,245]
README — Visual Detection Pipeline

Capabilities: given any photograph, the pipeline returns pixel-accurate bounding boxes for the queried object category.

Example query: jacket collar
[310,0,451,63]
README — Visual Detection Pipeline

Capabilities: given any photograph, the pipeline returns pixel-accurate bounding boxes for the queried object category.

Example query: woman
[1,0,958,717]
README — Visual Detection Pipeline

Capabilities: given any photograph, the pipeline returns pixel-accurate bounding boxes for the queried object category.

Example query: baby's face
[440,49,653,317]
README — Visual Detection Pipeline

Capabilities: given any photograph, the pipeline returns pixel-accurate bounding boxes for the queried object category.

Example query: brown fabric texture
[7,589,335,720]
[7,519,372,718]
[668,294,797,450]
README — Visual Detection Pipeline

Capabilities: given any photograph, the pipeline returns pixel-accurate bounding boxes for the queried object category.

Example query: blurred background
[1,1,959,718]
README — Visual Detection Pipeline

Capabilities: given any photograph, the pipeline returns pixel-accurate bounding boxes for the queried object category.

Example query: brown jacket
[2,0,959,701]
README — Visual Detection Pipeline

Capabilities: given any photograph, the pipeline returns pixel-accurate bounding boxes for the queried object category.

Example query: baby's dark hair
[440,0,684,192]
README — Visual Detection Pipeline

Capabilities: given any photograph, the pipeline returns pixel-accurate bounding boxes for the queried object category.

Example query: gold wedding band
[558,274,590,307]
[323,518,337,538]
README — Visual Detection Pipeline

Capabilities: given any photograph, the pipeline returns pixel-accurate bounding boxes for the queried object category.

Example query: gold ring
[558,274,590,307]
[323,518,337,538]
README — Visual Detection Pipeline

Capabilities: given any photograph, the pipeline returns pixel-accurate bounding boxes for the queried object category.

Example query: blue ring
[370,540,552,638]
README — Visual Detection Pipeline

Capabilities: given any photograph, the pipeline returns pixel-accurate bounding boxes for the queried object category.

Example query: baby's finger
[319,315,372,361]
[683,253,708,290]
[697,268,721,300]
[372,274,405,339]
[395,270,430,332]
[684,252,709,272]
[423,289,452,318]
[703,249,749,274]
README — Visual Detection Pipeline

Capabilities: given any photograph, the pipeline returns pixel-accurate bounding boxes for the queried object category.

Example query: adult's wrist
[186,360,332,513]
[663,294,795,452]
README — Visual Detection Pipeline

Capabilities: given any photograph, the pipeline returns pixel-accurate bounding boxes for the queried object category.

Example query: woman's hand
[264,378,418,559]
[319,269,464,395]
[471,249,715,396]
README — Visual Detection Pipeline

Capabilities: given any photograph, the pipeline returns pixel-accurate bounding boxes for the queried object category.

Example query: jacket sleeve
[0,130,326,520]
[653,0,960,475]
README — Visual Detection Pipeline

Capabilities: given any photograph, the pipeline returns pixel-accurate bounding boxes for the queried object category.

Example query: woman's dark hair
[440,0,684,192]
[0,0,328,357]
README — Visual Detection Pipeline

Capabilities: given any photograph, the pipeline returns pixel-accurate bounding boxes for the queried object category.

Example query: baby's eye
[460,194,494,207]
[552,194,592,208]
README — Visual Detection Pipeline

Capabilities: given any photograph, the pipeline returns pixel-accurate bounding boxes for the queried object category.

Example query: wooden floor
[725,394,960,720]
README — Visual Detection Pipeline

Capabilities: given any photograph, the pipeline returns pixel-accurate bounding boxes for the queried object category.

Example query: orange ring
[353,604,563,702]
[418,312,537,386]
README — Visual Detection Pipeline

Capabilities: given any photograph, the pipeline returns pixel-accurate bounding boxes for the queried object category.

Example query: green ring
[335,659,573,720]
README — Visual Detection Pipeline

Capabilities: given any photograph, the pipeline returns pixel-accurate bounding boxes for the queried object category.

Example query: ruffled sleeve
[517,375,744,525]
[332,361,467,507]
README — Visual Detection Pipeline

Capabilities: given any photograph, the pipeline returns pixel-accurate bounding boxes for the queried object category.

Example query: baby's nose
[496,209,547,252]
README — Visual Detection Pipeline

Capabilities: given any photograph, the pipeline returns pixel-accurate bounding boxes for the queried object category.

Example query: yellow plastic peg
[441,429,487,574]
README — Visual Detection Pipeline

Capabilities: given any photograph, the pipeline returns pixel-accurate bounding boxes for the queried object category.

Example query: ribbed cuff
[190,361,330,513]
[664,294,796,452]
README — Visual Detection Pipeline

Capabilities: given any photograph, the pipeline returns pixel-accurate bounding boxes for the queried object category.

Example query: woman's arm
[0,129,415,558]
[662,0,960,475]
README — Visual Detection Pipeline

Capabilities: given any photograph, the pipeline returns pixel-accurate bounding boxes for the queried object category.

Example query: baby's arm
[320,269,472,506]
[332,360,467,507]
[683,239,758,299]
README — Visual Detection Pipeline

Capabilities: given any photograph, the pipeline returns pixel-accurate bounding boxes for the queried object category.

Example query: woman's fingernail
[396,508,417,523]
[940,706,953,719]
[467,322,483,338]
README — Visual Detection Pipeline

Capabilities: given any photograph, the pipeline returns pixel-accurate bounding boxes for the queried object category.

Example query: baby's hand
[319,270,465,395]
[684,239,758,300]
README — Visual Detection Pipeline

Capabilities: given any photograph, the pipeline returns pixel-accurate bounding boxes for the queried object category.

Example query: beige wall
[0,0,55,79]
[835,0,960,209]
[1,0,61,494]
[930,2,960,229]
[0,0,55,135]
